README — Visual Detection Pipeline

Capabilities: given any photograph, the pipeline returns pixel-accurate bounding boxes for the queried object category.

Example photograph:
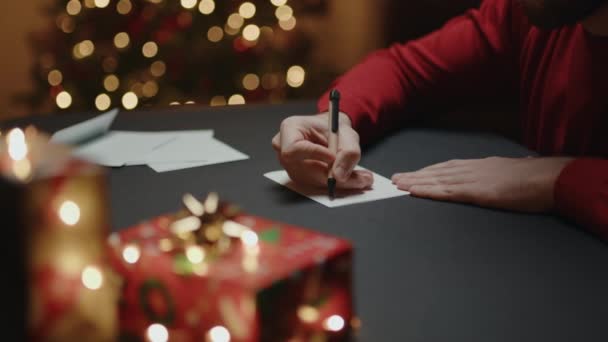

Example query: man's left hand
[392,157,574,212]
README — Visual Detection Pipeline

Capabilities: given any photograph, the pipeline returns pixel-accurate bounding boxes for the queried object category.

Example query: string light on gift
[81,265,104,290]
[146,323,169,342]
[186,245,205,264]
[7,128,27,161]
[297,305,320,323]
[59,200,81,226]
[323,315,345,332]
[207,325,231,342]
[122,244,141,264]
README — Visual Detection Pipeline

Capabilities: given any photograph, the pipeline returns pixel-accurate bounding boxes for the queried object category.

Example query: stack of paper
[50,109,249,172]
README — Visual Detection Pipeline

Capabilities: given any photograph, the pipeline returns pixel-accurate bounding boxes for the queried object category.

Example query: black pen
[328,89,340,199]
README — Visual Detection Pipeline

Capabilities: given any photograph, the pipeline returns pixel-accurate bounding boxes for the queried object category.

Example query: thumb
[332,127,361,182]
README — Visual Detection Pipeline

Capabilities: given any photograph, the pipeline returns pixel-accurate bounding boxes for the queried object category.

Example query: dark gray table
[7,101,608,341]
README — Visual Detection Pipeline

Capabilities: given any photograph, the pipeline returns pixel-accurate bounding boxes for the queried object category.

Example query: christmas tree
[24,0,324,113]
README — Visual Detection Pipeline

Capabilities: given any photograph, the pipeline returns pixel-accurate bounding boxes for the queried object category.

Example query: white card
[264,167,410,208]
[141,135,248,164]
[124,130,215,166]
[51,108,119,145]
[74,131,175,167]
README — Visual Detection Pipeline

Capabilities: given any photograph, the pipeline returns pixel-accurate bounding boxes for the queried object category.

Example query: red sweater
[317,0,608,238]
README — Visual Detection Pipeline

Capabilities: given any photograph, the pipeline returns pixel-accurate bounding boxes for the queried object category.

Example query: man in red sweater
[272,0,608,237]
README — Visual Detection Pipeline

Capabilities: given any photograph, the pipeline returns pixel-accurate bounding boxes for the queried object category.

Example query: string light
[56,91,73,109]
[180,0,197,9]
[150,60,166,77]
[94,0,110,8]
[207,26,223,42]
[59,200,80,226]
[114,32,130,49]
[286,65,305,88]
[142,81,159,97]
[199,0,215,14]
[279,16,296,31]
[159,238,173,252]
[242,24,260,41]
[240,230,259,248]
[271,0,287,6]
[228,94,245,105]
[7,129,27,161]
[146,323,169,342]
[122,244,141,264]
[66,0,82,16]
[47,70,63,86]
[224,24,239,36]
[59,16,76,33]
[104,74,120,92]
[122,92,138,110]
[12,159,32,181]
[239,2,256,19]
[81,265,103,290]
[117,0,132,15]
[142,41,159,58]
[185,245,205,264]
[84,0,95,8]
[95,93,111,111]
[242,73,260,90]
[275,5,293,21]
[324,315,345,332]
[227,13,244,29]
[207,326,230,342]
[210,96,226,106]
[297,305,320,323]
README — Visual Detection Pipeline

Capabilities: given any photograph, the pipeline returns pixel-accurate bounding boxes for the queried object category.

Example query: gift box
[0,127,119,341]
[108,194,355,342]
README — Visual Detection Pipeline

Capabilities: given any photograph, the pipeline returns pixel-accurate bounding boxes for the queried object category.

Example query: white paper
[147,161,216,173]
[124,130,215,166]
[141,135,248,164]
[51,108,119,145]
[264,167,410,208]
[74,131,176,167]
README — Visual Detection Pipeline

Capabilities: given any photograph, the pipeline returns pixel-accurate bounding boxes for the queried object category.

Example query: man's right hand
[272,112,374,189]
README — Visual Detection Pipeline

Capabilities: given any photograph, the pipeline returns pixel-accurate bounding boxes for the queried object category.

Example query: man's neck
[583,4,608,36]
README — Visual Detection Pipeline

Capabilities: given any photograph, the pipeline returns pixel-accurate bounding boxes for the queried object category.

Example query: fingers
[332,127,361,182]
[281,140,335,164]
[407,184,475,203]
[283,159,373,190]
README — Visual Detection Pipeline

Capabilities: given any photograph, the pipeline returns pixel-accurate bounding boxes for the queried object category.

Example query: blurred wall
[0,1,49,120]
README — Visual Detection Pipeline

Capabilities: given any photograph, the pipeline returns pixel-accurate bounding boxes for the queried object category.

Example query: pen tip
[330,89,340,100]
[328,178,336,200]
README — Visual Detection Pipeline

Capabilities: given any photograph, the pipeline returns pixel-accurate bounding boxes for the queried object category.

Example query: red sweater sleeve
[554,159,608,239]
[318,0,518,144]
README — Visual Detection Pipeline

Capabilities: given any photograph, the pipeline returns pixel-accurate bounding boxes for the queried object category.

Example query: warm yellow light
[210,96,226,106]
[114,32,130,49]
[204,192,219,213]
[227,13,244,29]
[104,74,120,92]
[185,245,205,264]
[169,101,181,106]
[142,41,159,58]
[150,60,166,77]
[48,70,63,86]
[94,0,110,8]
[297,305,320,323]
[122,92,138,110]
[324,315,345,332]
[222,220,248,238]
[117,0,132,14]
[122,244,141,264]
[228,94,246,105]
[146,323,169,342]
[81,266,103,290]
[242,24,260,41]
[183,193,205,216]
[224,24,239,36]
[286,65,305,88]
[94,93,111,111]
[240,230,259,248]
[242,73,260,91]
[198,0,215,14]
[78,40,95,58]
[170,216,201,234]
[142,81,159,97]
[180,0,197,9]
[207,26,223,42]
[59,200,80,226]
[207,326,230,342]
[56,91,73,109]
[59,16,76,33]
[7,128,27,161]
[159,238,173,252]
[66,0,82,15]
[279,16,296,31]
[239,2,256,19]
[84,0,95,8]
[271,0,287,6]
[12,159,32,181]
[275,5,293,21]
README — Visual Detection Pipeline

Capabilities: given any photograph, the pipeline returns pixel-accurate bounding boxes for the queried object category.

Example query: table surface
[7,102,608,342]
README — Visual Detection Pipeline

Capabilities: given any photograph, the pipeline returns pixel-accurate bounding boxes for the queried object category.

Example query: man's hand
[272,113,373,190]
[392,157,574,212]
